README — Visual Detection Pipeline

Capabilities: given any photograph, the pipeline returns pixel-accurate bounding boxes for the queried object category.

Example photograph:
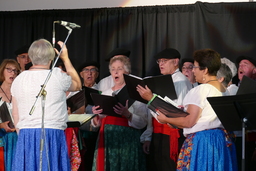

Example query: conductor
[11,39,81,171]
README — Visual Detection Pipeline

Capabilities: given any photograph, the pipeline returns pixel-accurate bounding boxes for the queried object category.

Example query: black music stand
[236,76,256,95]
[207,93,256,171]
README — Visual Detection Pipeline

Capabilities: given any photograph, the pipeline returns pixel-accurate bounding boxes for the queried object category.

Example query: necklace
[0,86,12,103]
[206,79,218,84]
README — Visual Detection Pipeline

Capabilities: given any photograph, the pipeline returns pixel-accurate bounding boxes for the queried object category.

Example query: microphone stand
[28,27,73,171]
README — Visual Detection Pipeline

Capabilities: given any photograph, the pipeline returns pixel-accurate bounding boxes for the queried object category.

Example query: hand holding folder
[148,96,189,118]
[90,85,135,117]
[66,89,85,113]
[83,86,101,105]
[66,86,101,113]
[123,74,177,104]
[0,101,14,129]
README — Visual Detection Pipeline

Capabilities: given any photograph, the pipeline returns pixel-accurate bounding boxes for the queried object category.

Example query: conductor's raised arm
[56,41,81,92]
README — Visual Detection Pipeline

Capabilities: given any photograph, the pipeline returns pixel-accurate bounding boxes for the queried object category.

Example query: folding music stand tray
[207,93,256,171]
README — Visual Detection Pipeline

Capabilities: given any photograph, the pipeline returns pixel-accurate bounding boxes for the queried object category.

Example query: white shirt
[97,75,115,92]
[11,68,71,130]
[227,84,238,95]
[182,84,228,136]
[140,69,192,142]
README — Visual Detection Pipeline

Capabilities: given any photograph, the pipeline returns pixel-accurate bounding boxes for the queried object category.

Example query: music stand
[207,93,256,171]
[236,76,256,95]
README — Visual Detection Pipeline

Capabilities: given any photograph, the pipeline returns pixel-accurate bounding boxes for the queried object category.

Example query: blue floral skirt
[12,128,71,171]
[177,129,238,171]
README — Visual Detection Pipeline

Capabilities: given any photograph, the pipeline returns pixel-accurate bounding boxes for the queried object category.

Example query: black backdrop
[0,1,256,79]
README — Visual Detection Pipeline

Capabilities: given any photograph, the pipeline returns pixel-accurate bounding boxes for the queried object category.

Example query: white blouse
[182,84,229,136]
[11,68,71,130]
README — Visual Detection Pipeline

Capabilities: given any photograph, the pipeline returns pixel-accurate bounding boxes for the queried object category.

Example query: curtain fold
[0,1,256,78]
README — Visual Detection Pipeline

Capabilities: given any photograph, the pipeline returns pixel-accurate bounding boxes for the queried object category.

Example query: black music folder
[90,85,135,117]
[207,93,256,131]
[66,89,85,113]
[0,102,14,129]
[148,96,189,118]
[83,86,101,105]
[123,74,177,104]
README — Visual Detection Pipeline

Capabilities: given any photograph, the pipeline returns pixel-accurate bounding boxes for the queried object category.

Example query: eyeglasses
[5,68,19,74]
[110,67,124,72]
[17,55,29,59]
[82,68,98,73]
[182,65,193,71]
[192,66,200,69]
[156,59,171,64]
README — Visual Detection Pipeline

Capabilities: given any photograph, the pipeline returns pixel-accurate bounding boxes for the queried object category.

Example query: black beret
[78,61,100,72]
[15,45,29,56]
[236,56,256,67]
[105,48,131,61]
[181,58,194,66]
[154,48,181,60]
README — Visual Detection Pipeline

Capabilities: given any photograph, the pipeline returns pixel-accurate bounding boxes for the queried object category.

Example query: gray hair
[109,56,131,73]
[217,63,233,87]
[28,39,55,65]
[221,57,237,78]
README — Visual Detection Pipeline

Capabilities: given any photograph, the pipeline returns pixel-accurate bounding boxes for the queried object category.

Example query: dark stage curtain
[1,1,256,79]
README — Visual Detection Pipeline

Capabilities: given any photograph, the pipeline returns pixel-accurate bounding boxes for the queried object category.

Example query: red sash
[153,118,180,162]
[96,116,129,171]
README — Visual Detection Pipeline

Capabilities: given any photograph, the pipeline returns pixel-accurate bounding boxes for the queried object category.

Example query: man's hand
[143,141,151,154]
[136,85,153,101]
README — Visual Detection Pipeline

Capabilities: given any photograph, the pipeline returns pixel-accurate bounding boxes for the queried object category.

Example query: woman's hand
[178,105,184,110]
[113,100,132,119]
[54,41,69,62]
[156,110,168,124]
[92,105,103,114]
[136,85,153,101]
[0,121,15,133]
[67,107,72,114]
[92,105,103,126]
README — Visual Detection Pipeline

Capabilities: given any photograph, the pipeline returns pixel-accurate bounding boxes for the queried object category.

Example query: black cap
[181,58,194,66]
[154,48,181,60]
[105,48,131,61]
[15,45,29,56]
[236,56,256,67]
[78,61,100,72]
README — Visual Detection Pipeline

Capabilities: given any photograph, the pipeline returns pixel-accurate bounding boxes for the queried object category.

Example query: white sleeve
[128,101,148,129]
[140,111,153,143]
[173,79,191,105]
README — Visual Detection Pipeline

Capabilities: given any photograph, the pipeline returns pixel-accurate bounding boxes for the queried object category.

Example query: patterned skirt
[177,129,238,171]
[12,128,71,171]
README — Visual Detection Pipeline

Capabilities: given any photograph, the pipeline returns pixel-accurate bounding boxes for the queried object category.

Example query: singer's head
[28,39,55,66]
